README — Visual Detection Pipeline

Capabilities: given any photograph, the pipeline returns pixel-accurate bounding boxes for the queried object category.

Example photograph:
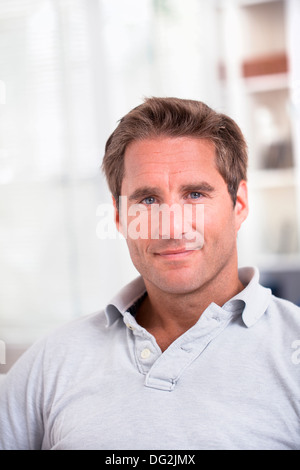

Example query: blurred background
[0,0,300,369]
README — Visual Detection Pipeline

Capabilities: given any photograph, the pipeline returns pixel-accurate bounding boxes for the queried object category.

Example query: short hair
[102,97,248,206]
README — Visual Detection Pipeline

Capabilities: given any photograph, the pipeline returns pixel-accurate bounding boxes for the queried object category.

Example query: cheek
[123,207,152,241]
[203,206,236,240]
[126,237,149,261]
[125,238,153,276]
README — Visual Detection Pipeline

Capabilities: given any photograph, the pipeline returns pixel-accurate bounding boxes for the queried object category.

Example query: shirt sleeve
[0,340,46,450]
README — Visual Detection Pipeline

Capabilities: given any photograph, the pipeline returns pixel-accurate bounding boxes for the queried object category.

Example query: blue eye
[142,196,156,205]
[190,192,202,199]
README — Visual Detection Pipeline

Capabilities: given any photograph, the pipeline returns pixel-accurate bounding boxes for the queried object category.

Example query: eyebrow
[128,182,216,201]
[179,183,215,194]
[128,186,160,202]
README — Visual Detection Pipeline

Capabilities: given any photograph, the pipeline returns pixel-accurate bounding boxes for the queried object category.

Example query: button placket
[144,304,235,391]
[135,339,160,374]
[122,313,161,374]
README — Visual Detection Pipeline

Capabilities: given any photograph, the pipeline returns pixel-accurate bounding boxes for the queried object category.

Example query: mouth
[155,248,195,260]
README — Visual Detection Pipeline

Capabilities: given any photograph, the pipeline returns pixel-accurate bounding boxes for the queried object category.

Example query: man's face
[115,137,248,295]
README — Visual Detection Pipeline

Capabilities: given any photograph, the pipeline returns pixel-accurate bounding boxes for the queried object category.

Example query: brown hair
[102,97,248,206]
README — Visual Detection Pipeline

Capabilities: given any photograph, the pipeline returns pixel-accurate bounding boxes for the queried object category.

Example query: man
[0,97,299,450]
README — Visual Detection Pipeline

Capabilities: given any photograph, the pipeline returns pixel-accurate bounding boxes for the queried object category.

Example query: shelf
[237,0,282,6]
[256,253,300,271]
[243,72,289,93]
[222,0,300,268]
[248,167,297,189]
[242,53,288,78]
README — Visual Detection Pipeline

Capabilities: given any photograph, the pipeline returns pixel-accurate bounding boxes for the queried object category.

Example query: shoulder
[269,294,300,319]
[266,294,300,338]
[1,309,118,411]
[0,310,111,450]
[5,309,110,381]
[41,308,112,358]
[47,308,109,343]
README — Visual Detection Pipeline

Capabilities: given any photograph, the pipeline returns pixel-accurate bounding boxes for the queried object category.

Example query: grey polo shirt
[0,267,300,450]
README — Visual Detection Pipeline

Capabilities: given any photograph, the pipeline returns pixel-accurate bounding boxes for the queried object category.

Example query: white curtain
[0,0,221,345]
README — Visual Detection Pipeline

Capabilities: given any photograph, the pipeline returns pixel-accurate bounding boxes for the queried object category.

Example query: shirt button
[141,348,151,359]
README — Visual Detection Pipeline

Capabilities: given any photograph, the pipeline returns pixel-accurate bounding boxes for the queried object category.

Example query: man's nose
[151,203,184,240]
[164,205,184,240]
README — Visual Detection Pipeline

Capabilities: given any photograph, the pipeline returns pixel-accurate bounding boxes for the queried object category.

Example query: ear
[234,180,249,233]
[112,196,127,238]
[112,195,121,230]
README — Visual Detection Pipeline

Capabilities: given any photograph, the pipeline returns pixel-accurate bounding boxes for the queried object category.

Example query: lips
[157,248,190,256]
[153,247,196,261]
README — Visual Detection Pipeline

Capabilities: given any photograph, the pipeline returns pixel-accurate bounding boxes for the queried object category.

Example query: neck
[136,267,244,352]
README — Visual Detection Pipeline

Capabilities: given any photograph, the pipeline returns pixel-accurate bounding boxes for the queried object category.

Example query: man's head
[102,97,249,298]
[102,97,248,207]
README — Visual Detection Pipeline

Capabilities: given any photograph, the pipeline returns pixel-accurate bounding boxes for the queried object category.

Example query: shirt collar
[105,276,146,327]
[104,266,272,328]
[226,266,272,327]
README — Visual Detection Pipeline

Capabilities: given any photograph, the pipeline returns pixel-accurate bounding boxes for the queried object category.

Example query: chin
[149,273,203,295]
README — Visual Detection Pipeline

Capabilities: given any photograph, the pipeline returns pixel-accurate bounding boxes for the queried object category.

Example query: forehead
[123,137,220,181]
